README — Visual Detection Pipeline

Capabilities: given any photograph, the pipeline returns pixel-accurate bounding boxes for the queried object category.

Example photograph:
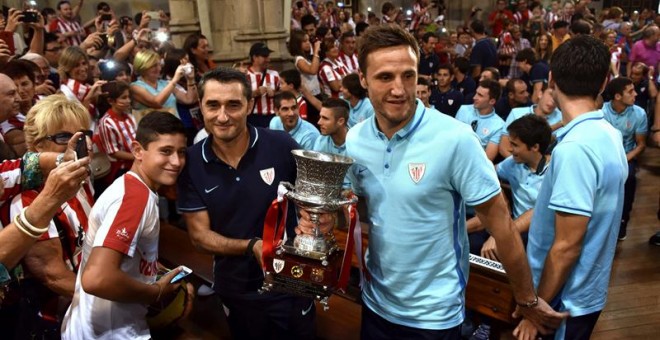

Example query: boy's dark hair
[605,77,634,99]
[453,57,470,74]
[97,2,110,12]
[280,69,302,90]
[357,25,419,75]
[341,73,367,99]
[274,90,297,109]
[381,2,395,16]
[41,7,56,18]
[340,31,355,42]
[515,48,537,65]
[552,20,569,30]
[479,78,502,101]
[438,63,454,74]
[355,22,369,36]
[136,111,186,148]
[507,114,552,153]
[198,67,251,102]
[550,35,609,99]
[322,98,350,122]
[45,32,59,45]
[104,81,131,100]
[417,77,431,87]
[422,32,437,43]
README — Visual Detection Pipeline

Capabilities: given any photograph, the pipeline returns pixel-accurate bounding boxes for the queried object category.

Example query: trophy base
[281,236,339,264]
[261,249,344,310]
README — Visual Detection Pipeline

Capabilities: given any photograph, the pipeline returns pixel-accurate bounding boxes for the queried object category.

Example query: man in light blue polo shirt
[297,24,567,340]
[602,77,648,240]
[516,36,628,340]
[312,98,349,156]
[341,73,374,127]
[500,85,564,157]
[455,78,505,161]
[269,91,319,150]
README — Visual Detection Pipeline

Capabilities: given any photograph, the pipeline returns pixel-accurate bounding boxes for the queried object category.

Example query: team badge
[408,163,426,184]
[260,167,275,185]
[482,127,490,135]
[291,265,304,278]
[626,121,632,129]
[448,99,454,105]
[273,259,285,273]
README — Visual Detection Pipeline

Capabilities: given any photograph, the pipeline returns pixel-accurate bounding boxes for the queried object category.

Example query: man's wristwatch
[245,237,261,256]
[517,295,539,308]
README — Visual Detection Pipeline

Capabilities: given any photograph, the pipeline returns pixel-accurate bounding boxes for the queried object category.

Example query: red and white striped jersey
[296,94,308,120]
[48,17,85,46]
[0,113,25,136]
[97,109,137,160]
[513,10,533,25]
[338,51,359,74]
[6,183,93,271]
[62,172,160,339]
[0,158,23,206]
[544,11,560,27]
[410,3,431,31]
[318,58,349,99]
[247,67,280,115]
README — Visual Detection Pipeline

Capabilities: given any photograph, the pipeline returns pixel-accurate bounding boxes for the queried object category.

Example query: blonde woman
[130,49,197,121]
[58,46,106,114]
[9,94,93,337]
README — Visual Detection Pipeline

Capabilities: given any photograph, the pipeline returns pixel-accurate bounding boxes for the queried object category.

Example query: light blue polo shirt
[496,156,547,219]
[346,99,501,329]
[455,104,505,148]
[348,97,374,127]
[527,111,627,329]
[312,134,347,156]
[602,101,648,153]
[505,105,563,136]
[269,116,320,150]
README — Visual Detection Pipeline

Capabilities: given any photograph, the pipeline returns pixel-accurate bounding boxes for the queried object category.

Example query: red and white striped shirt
[0,113,25,136]
[0,158,23,206]
[296,94,308,120]
[318,58,349,99]
[544,11,560,27]
[63,172,160,339]
[61,79,96,118]
[247,67,280,115]
[48,17,85,46]
[410,3,431,31]
[97,109,136,179]
[513,10,533,25]
[338,51,359,74]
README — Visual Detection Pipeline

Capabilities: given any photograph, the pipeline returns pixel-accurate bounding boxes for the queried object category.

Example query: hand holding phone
[169,266,193,283]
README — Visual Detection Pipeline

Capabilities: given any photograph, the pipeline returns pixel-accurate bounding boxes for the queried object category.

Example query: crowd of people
[0,0,656,339]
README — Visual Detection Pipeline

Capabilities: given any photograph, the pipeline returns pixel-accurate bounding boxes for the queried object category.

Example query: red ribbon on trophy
[261,196,288,270]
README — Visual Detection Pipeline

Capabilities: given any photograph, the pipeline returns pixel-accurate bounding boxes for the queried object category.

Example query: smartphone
[100,13,112,21]
[146,11,161,30]
[0,31,15,56]
[20,11,38,23]
[99,33,108,48]
[75,135,88,159]
[169,265,192,283]
[47,72,60,88]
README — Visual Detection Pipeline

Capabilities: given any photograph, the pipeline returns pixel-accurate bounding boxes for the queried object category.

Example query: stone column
[167,0,202,49]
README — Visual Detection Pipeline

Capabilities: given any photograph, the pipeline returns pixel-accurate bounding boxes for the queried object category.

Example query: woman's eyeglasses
[43,130,93,145]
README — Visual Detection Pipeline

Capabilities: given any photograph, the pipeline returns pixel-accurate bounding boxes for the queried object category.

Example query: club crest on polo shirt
[408,163,426,184]
[260,167,275,185]
[115,227,130,241]
[482,127,490,135]
[273,258,285,273]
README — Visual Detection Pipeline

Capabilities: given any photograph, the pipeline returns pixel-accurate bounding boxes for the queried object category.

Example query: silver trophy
[280,150,357,265]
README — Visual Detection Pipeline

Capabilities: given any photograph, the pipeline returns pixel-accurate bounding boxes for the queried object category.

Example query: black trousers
[541,310,602,340]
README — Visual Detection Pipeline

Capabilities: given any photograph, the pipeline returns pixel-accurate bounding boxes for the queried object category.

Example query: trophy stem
[310,213,321,238]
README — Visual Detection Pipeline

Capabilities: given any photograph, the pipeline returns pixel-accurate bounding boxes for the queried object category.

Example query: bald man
[0,74,21,123]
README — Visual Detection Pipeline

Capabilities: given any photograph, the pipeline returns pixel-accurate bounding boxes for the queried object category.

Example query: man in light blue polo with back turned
[514,35,628,340]
[269,91,319,150]
[294,24,567,340]
[455,78,505,161]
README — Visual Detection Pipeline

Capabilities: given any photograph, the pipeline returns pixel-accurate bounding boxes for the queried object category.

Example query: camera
[183,64,193,76]
[20,11,38,23]
[99,33,108,47]
[100,13,112,21]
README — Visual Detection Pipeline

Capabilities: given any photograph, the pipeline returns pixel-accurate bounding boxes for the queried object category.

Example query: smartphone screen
[75,135,88,159]
[170,266,192,283]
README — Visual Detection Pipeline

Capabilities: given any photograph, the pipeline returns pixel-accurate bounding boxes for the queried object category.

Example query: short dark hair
[515,48,537,65]
[104,81,131,100]
[438,63,454,74]
[280,69,302,90]
[605,77,634,99]
[99,60,130,81]
[45,32,59,45]
[97,2,110,12]
[274,91,297,109]
[570,19,591,35]
[1,60,37,84]
[422,32,438,43]
[479,78,502,101]
[198,67,251,102]
[355,22,369,36]
[381,2,395,15]
[136,111,186,148]
[453,57,470,74]
[506,78,525,94]
[183,33,209,69]
[341,73,367,99]
[41,7,56,18]
[483,67,500,80]
[470,20,486,34]
[357,25,419,75]
[162,48,187,79]
[417,77,431,87]
[552,20,570,30]
[57,1,71,10]
[550,35,609,99]
[340,31,355,42]
[322,98,350,122]
[301,14,317,28]
[507,114,552,153]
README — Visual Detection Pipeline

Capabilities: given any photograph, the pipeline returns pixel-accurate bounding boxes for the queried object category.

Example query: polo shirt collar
[603,101,631,116]
[371,99,426,141]
[201,125,259,163]
[476,106,496,118]
[288,117,303,136]
[556,110,603,141]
